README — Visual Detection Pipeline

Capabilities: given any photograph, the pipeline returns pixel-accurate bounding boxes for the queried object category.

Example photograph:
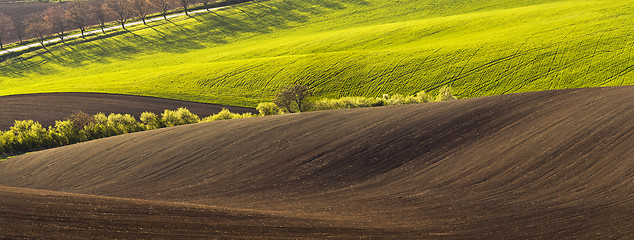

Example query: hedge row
[256,86,457,115]
[0,108,252,157]
[1,87,457,157]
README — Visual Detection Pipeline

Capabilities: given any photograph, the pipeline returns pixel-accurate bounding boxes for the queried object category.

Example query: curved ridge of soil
[0,86,632,239]
[0,92,257,130]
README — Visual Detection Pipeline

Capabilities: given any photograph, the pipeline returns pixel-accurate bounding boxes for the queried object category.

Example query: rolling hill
[0,86,632,239]
[1,0,633,107]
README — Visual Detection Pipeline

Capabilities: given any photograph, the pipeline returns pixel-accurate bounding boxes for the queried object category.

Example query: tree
[14,19,25,43]
[257,102,281,115]
[131,0,151,25]
[107,0,132,30]
[151,0,174,20]
[44,6,70,43]
[0,13,13,49]
[25,14,49,49]
[69,1,90,38]
[200,0,212,11]
[179,0,190,16]
[274,84,313,113]
[66,111,95,130]
[91,3,113,34]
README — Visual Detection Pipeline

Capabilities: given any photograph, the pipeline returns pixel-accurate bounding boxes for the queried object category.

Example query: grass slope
[0,86,632,238]
[1,0,633,106]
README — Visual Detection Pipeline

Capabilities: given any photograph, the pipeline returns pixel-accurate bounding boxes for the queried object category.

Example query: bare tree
[131,0,151,25]
[274,85,313,113]
[151,0,174,20]
[26,14,50,49]
[14,19,25,44]
[69,1,90,38]
[44,6,70,43]
[91,3,113,34]
[0,13,14,49]
[179,0,190,16]
[107,0,132,30]
[200,0,212,11]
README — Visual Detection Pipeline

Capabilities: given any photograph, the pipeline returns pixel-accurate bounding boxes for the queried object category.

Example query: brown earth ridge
[0,86,632,239]
[0,92,257,130]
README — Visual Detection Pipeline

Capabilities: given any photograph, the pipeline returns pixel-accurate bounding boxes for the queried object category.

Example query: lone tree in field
[44,6,70,43]
[179,0,190,16]
[107,0,132,30]
[274,84,313,113]
[69,1,91,38]
[0,13,14,49]
[131,0,151,25]
[91,3,113,34]
[25,14,49,49]
[151,0,174,20]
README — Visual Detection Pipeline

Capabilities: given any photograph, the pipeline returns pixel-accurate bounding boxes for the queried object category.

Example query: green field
[1,0,633,107]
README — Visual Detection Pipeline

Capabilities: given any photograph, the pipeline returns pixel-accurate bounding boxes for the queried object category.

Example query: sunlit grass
[0,0,632,107]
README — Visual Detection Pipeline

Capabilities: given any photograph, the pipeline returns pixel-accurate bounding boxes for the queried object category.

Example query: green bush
[203,108,255,122]
[207,108,241,121]
[406,90,433,104]
[140,111,161,130]
[236,112,256,119]
[383,94,407,105]
[312,90,439,111]
[0,131,16,154]
[8,120,52,152]
[48,120,81,146]
[107,113,143,134]
[313,96,378,110]
[84,113,143,139]
[257,102,280,116]
[435,85,458,101]
[84,113,110,139]
[161,108,200,127]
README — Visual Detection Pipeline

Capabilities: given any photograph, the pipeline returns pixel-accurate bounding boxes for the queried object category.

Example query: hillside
[1,0,633,107]
[1,186,408,239]
[0,92,256,130]
[0,86,632,239]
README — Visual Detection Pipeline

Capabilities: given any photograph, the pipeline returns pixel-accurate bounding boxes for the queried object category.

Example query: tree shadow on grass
[1,0,368,76]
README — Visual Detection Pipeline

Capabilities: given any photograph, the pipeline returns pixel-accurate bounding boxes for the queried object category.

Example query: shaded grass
[0,0,633,107]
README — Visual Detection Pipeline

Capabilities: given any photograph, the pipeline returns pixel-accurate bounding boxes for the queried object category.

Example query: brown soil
[0,92,257,130]
[0,86,632,239]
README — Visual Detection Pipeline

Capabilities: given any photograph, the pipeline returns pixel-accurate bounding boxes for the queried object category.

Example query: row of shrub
[0,108,253,157]
[256,85,457,115]
[0,86,458,157]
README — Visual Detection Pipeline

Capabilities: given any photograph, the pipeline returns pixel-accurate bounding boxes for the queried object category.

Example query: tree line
[0,107,254,157]
[258,85,458,115]
[0,86,458,157]
[0,0,229,50]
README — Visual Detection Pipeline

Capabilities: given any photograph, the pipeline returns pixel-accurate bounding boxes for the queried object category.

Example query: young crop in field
[0,0,632,107]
